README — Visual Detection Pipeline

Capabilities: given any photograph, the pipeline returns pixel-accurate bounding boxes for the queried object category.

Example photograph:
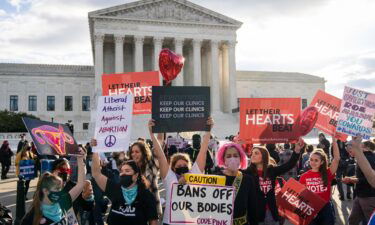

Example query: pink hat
[216,142,248,169]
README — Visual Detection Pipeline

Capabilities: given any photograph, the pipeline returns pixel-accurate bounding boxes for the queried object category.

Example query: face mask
[175,166,189,175]
[121,185,138,205]
[225,157,241,171]
[48,190,64,203]
[41,203,63,222]
[120,175,134,188]
[85,194,95,202]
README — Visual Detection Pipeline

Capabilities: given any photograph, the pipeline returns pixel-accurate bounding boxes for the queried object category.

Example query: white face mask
[225,157,241,171]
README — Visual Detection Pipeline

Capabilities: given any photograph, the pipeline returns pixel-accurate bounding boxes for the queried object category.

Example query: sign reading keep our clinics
[337,86,375,139]
[169,183,234,225]
[93,94,133,153]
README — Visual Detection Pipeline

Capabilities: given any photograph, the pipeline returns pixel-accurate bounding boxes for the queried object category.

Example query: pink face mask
[225,157,241,171]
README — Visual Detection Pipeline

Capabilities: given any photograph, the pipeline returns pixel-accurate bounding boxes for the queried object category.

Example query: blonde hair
[170,153,192,170]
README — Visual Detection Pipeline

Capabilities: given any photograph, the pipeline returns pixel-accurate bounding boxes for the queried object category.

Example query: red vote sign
[102,71,160,115]
[309,90,348,141]
[239,98,301,144]
[277,178,327,225]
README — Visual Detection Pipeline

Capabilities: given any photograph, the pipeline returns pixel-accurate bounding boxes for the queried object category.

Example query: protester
[148,117,213,225]
[17,134,27,153]
[91,151,158,225]
[278,143,299,181]
[215,142,258,225]
[344,139,375,225]
[0,140,14,180]
[335,139,353,200]
[128,141,162,216]
[301,144,314,172]
[299,137,340,225]
[266,144,280,164]
[78,180,95,225]
[244,138,304,225]
[317,133,331,160]
[21,148,86,225]
[15,143,36,199]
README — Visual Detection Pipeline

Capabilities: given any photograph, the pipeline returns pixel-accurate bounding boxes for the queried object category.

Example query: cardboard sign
[337,86,375,139]
[170,183,234,225]
[239,98,301,143]
[184,174,226,186]
[19,160,35,180]
[93,94,133,153]
[66,208,79,225]
[277,178,326,225]
[152,86,211,133]
[310,90,348,141]
[166,137,188,149]
[23,117,79,156]
[102,71,160,114]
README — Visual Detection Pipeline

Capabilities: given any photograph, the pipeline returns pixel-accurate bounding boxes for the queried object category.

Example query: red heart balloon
[159,48,184,84]
[299,106,319,136]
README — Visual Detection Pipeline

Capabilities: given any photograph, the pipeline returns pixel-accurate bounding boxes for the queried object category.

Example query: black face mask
[175,166,189,175]
[120,175,134,188]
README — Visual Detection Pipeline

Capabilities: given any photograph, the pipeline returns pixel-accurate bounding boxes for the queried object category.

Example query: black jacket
[354,151,375,198]
[243,151,301,222]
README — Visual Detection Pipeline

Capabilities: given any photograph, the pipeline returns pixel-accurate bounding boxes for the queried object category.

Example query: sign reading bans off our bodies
[93,94,133,153]
[102,71,160,114]
[309,90,348,141]
[152,86,210,133]
[170,183,234,225]
[239,98,301,143]
[337,86,375,139]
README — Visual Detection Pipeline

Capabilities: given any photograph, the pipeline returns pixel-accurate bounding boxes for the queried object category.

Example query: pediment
[89,0,242,27]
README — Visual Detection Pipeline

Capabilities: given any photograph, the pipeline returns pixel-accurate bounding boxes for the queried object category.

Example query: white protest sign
[169,183,234,225]
[93,94,133,152]
[166,137,188,149]
[337,86,375,139]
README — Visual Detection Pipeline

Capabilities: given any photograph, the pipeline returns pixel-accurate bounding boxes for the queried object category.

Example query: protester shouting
[244,138,304,225]
[15,143,36,199]
[91,150,158,225]
[128,141,162,216]
[148,117,213,225]
[0,140,13,180]
[215,142,258,225]
[299,136,340,225]
[21,148,86,225]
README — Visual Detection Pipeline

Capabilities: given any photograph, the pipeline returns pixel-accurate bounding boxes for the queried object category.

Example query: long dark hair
[31,172,62,225]
[250,146,271,178]
[120,160,147,190]
[311,149,328,186]
[129,142,152,174]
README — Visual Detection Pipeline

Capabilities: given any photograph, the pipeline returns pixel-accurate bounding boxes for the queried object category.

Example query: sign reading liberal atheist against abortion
[309,90,348,141]
[170,183,234,225]
[102,71,160,115]
[93,94,133,153]
[239,98,301,144]
[152,86,211,133]
[337,86,375,139]
[23,117,79,156]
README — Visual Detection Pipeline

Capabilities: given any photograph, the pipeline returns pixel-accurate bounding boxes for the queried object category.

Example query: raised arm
[148,119,169,179]
[90,139,108,192]
[195,117,213,172]
[352,137,375,187]
[329,137,340,174]
[69,148,86,201]
[273,138,303,176]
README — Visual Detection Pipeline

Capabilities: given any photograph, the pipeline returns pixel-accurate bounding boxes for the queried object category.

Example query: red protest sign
[102,71,160,114]
[310,90,348,141]
[277,178,326,225]
[239,98,301,144]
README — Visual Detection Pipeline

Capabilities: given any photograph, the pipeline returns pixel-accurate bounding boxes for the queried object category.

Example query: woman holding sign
[148,117,213,225]
[215,142,258,225]
[91,149,158,225]
[299,137,340,225]
[244,138,304,225]
[15,143,36,199]
[21,148,86,225]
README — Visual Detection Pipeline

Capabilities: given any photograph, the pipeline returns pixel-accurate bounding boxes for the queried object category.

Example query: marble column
[114,34,125,73]
[222,43,230,113]
[94,33,104,93]
[193,39,202,86]
[173,38,184,86]
[134,35,144,72]
[228,41,237,113]
[153,37,163,85]
[210,40,220,112]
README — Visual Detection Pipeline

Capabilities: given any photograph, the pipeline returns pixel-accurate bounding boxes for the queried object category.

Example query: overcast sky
[1,0,375,97]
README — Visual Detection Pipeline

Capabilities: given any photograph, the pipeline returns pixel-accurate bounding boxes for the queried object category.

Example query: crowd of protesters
[0,118,374,225]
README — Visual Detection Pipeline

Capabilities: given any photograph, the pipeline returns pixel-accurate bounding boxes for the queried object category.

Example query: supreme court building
[0,0,325,141]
